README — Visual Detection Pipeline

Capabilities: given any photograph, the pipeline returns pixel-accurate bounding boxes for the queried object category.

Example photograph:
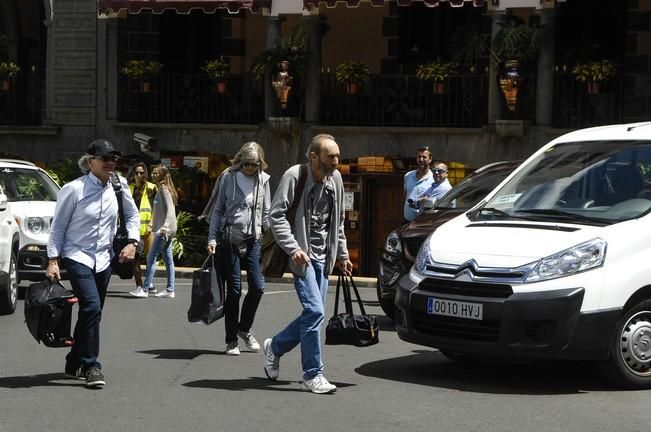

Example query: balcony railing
[0,74,43,126]
[117,73,265,124]
[320,73,489,127]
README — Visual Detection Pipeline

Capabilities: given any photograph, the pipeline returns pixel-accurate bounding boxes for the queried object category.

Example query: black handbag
[325,275,379,347]
[24,278,78,347]
[111,174,134,279]
[223,225,254,258]
[187,255,225,325]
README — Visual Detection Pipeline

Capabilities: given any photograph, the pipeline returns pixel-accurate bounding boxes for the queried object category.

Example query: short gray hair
[231,141,268,171]
[305,133,335,160]
[77,154,93,175]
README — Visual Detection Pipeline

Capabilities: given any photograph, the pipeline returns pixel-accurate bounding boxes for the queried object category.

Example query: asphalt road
[0,277,648,432]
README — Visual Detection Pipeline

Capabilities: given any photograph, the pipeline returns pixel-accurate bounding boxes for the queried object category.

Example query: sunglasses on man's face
[432,169,448,174]
[94,155,119,163]
[241,162,260,168]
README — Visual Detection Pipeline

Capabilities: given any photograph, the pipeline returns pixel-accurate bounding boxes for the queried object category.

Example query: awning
[303,0,484,8]
[97,0,271,14]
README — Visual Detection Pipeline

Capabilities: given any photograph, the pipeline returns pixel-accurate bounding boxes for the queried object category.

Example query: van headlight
[384,230,402,255]
[25,217,48,234]
[524,238,606,283]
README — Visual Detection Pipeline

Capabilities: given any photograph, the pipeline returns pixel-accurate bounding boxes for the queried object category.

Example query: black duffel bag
[24,278,78,348]
[325,275,379,348]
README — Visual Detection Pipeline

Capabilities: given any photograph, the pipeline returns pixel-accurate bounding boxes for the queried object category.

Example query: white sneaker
[225,341,240,356]
[263,338,279,380]
[155,289,175,298]
[129,287,148,298]
[238,330,260,352]
[302,374,337,394]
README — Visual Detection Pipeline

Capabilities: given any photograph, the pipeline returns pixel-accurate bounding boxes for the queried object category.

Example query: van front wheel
[605,300,651,389]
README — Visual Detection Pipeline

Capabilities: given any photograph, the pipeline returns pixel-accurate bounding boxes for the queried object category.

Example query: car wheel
[602,300,651,389]
[376,278,395,320]
[0,252,18,315]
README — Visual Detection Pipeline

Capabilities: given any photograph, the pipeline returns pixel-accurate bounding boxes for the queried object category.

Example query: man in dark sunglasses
[416,160,452,210]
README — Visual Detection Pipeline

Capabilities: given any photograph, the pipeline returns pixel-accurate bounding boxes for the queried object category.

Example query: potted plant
[202,57,230,95]
[0,62,20,91]
[120,60,162,93]
[335,60,370,95]
[416,60,458,94]
[572,60,617,95]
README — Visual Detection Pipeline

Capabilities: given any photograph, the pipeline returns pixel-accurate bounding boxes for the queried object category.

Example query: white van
[395,122,651,389]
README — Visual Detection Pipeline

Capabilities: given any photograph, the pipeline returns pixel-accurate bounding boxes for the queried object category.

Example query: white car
[0,160,61,283]
[0,185,20,314]
[395,122,651,389]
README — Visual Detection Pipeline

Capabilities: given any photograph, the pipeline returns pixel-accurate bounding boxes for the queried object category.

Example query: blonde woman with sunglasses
[207,142,271,356]
[142,164,178,298]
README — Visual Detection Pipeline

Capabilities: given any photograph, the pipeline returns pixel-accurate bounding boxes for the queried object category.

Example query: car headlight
[384,230,402,256]
[414,236,433,275]
[25,217,48,234]
[524,238,606,283]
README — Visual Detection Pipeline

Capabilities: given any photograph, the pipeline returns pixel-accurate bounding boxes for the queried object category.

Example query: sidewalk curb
[154,267,377,288]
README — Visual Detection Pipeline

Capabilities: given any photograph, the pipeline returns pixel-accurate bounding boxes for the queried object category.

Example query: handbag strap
[201,254,214,270]
[335,274,356,316]
[111,173,128,237]
[286,164,308,225]
[347,275,368,316]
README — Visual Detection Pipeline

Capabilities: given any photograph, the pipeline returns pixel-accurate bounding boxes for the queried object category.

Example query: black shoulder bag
[111,174,134,279]
[325,275,379,347]
[261,164,308,278]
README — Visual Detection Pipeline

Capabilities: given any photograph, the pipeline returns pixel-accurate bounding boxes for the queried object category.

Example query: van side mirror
[0,193,8,211]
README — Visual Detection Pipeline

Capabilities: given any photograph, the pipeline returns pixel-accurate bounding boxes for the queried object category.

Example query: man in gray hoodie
[263,133,352,394]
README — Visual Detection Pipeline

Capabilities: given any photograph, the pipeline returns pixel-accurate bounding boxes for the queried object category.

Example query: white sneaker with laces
[238,330,260,352]
[129,286,148,298]
[155,289,175,298]
[302,374,337,394]
[225,341,240,356]
[263,338,279,380]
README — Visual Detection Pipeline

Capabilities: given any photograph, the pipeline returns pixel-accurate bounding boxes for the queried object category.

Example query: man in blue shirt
[403,147,433,221]
[416,160,453,210]
[47,139,140,388]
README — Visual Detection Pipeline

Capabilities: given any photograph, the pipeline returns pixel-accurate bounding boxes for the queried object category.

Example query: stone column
[303,14,321,123]
[536,9,555,126]
[488,11,507,125]
[264,16,283,119]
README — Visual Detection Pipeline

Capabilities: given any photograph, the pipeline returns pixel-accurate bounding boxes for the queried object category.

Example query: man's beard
[319,160,336,177]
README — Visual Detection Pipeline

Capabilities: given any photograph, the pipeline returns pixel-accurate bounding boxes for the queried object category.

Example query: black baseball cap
[87,139,122,157]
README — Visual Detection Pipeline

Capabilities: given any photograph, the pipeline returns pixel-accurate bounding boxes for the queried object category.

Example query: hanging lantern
[271,60,293,110]
[498,59,522,112]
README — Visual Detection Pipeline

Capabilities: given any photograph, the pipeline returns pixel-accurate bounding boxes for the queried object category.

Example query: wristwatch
[127,239,139,246]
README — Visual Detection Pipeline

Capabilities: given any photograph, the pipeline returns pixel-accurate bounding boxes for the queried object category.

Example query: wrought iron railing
[0,73,43,126]
[319,73,489,127]
[117,73,265,124]
[552,70,624,128]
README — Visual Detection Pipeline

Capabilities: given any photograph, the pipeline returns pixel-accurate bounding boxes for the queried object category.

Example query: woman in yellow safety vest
[128,162,157,298]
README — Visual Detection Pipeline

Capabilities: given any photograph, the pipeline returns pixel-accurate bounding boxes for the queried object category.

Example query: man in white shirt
[403,147,434,222]
[47,139,139,388]
[416,160,453,210]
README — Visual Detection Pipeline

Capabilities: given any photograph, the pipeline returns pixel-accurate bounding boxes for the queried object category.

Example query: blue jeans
[63,258,112,371]
[143,233,175,291]
[220,240,265,344]
[270,260,328,380]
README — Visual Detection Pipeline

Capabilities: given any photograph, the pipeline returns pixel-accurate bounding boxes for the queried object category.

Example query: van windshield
[469,140,651,226]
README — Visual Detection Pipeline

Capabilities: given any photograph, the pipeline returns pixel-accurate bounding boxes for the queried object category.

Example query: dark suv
[377,161,520,318]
